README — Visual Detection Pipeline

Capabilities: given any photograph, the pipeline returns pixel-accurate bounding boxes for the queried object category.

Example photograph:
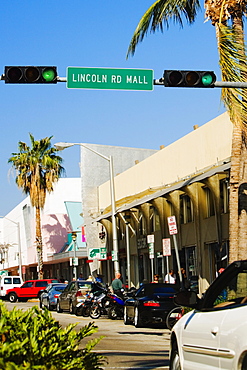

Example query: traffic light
[4,66,57,84]
[163,70,216,88]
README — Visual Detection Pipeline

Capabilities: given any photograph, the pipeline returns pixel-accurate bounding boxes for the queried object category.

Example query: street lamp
[0,217,22,278]
[54,142,120,274]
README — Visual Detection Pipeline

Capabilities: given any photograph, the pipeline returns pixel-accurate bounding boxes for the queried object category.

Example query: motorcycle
[75,293,93,316]
[75,282,108,317]
[89,291,111,319]
[107,293,125,320]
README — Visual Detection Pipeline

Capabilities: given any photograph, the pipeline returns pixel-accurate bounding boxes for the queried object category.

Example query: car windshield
[212,270,247,308]
[54,286,66,292]
[137,284,177,297]
[78,282,92,290]
[201,262,247,310]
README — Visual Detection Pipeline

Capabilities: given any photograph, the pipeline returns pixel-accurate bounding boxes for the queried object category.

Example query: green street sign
[67,67,154,91]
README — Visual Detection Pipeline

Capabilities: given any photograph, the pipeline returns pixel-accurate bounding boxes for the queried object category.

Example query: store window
[203,187,215,217]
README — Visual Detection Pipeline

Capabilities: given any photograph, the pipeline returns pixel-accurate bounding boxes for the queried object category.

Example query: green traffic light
[201,73,213,86]
[42,68,56,82]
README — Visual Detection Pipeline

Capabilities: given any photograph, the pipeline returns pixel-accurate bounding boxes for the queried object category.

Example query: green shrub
[0,302,107,369]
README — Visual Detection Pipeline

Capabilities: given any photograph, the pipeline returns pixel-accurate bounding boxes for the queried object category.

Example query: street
[3,300,170,370]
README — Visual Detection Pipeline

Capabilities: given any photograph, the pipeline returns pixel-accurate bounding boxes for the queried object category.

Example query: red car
[7,279,59,302]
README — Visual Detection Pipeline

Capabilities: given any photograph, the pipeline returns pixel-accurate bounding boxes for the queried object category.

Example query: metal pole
[17,222,22,279]
[125,222,130,288]
[109,155,120,273]
[151,258,154,281]
[153,78,247,88]
[166,256,169,283]
[54,142,120,276]
[71,232,77,280]
[173,234,183,285]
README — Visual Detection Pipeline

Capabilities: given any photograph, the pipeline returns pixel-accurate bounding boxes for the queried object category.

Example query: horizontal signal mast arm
[153,78,247,88]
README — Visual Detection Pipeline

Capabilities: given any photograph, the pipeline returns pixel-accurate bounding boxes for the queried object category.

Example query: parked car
[7,279,59,302]
[170,260,247,370]
[0,275,23,298]
[39,283,67,310]
[56,280,93,314]
[123,283,178,327]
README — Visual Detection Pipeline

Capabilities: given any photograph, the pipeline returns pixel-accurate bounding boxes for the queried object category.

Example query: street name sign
[67,67,154,91]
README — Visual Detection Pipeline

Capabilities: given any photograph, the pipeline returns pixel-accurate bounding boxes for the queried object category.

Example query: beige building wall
[98,113,232,210]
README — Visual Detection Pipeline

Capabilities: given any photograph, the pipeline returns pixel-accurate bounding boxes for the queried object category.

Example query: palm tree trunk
[229,119,242,261]
[229,15,247,262]
[36,207,43,279]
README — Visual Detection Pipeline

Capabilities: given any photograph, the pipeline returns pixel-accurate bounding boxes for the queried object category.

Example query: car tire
[39,299,44,309]
[9,293,18,303]
[56,301,63,313]
[75,306,81,316]
[47,300,52,311]
[170,345,181,370]
[134,307,143,328]
[82,305,91,317]
[124,306,131,325]
[69,301,74,314]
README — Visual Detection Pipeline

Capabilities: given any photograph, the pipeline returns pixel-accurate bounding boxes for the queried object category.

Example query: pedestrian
[111,272,123,297]
[59,276,65,283]
[165,269,176,284]
[181,267,190,289]
[152,274,159,283]
[78,273,84,281]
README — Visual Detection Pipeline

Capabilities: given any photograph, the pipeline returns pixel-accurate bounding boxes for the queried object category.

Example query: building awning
[94,160,231,222]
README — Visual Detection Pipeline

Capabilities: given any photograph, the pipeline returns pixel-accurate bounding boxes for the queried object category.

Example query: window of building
[204,187,215,217]
[185,246,197,278]
[139,212,146,236]
[180,194,193,224]
[150,207,160,233]
[220,179,229,214]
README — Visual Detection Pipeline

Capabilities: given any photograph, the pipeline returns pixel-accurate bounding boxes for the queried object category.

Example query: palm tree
[127,0,247,262]
[8,134,64,279]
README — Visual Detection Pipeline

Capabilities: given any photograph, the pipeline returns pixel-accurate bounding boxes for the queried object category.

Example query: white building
[0,144,157,281]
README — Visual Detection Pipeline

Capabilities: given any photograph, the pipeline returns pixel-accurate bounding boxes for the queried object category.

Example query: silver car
[170,260,247,370]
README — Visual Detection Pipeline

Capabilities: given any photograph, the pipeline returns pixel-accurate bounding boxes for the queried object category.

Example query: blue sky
[1,0,225,216]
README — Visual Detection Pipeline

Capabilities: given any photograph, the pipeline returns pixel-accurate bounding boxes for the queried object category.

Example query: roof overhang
[94,161,231,222]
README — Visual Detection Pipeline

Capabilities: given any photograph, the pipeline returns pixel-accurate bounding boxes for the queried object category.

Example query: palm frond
[217,23,247,125]
[127,0,201,57]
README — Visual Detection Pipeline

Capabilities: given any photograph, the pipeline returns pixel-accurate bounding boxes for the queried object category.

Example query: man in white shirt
[165,269,176,284]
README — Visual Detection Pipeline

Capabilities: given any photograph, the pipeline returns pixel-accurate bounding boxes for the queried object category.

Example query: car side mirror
[174,290,199,308]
